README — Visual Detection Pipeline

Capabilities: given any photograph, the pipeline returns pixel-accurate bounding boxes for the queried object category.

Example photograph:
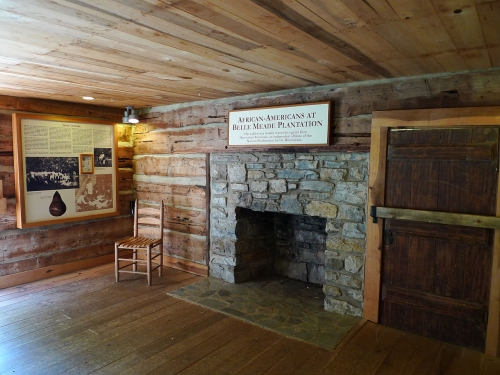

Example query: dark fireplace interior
[235,207,327,285]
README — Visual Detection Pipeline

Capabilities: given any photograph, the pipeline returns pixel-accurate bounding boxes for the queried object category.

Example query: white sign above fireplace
[228,101,330,147]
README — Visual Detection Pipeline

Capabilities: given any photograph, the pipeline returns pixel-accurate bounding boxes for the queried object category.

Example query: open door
[364,107,500,356]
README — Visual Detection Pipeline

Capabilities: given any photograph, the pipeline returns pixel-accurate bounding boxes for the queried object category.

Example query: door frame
[364,107,500,356]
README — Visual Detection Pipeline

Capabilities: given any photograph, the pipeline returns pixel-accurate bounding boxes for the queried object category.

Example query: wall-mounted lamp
[122,106,139,124]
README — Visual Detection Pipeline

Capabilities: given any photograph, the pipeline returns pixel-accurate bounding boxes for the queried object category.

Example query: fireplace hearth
[209,152,368,317]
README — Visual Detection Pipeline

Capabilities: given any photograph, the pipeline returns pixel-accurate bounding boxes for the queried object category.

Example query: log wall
[1,69,499,286]
[139,69,500,275]
[0,101,133,287]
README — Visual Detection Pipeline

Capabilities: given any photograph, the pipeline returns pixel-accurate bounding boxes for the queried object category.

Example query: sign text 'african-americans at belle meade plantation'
[228,102,330,147]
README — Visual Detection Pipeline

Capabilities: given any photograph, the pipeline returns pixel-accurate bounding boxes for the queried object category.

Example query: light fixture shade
[128,109,139,124]
[122,106,139,124]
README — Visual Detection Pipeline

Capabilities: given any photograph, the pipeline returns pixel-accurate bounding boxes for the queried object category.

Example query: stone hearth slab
[168,276,361,349]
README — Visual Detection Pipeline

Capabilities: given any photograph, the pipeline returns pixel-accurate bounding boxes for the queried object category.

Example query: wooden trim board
[364,106,500,356]
[372,207,500,230]
[0,254,208,290]
[0,254,115,289]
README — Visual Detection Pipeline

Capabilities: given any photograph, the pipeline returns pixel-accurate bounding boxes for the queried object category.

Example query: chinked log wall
[0,98,133,288]
[1,69,499,286]
[139,69,500,276]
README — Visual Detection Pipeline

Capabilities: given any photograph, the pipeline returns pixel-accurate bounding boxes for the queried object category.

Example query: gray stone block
[237,192,253,207]
[251,200,266,211]
[282,154,295,160]
[315,155,337,161]
[326,236,365,253]
[247,163,265,169]
[295,160,318,169]
[266,203,279,212]
[211,163,227,181]
[277,169,316,180]
[341,153,368,161]
[326,271,363,289]
[270,179,287,193]
[211,238,236,256]
[252,192,268,199]
[279,194,303,214]
[212,183,228,194]
[348,289,364,302]
[228,164,246,182]
[324,161,348,168]
[231,183,248,191]
[323,285,341,297]
[211,197,226,206]
[324,297,362,317]
[250,180,268,192]
[266,162,282,168]
[260,154,282,162]
[307,263,325,285]
[334,182,367,204]
[342,223,366,239]
[211,154,240,162]
[212,219,237,237]
[325,253,343,270]
[299,180,334,191]
[350,163,368,181]
[325,220,343,234]
[211,207,227,218]
[345,255,364,273]
[337,205,364,222]
[239,154,259,162]
[320,168,347,181]
[305,201,338,218]
[210,254,237,266]
[248,170,265,179]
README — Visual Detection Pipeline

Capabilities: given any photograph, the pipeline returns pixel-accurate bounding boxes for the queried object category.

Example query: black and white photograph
[94,148,112,167]
[25,157,79,192]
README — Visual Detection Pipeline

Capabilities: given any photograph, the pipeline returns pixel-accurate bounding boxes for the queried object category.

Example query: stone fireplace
[209,152,368,317]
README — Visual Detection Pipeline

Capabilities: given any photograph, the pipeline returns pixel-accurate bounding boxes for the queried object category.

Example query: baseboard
[0,254,115,289]
[0,254,208,289]
[163,256,208,277]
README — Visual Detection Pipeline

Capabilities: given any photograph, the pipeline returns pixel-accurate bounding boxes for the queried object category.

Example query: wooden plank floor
[0,264,499,374]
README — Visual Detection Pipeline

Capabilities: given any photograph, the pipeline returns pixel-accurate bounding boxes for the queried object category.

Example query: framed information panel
[228,101,330,147]
[12,113,119,228]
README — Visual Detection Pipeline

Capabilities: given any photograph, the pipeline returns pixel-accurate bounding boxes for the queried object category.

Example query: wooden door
[379,127,498,350]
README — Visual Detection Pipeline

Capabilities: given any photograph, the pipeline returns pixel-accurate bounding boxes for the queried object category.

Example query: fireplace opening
[235,207,327,285]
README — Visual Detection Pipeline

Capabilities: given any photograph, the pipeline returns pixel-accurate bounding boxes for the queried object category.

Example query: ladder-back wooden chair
[115,199,164,286]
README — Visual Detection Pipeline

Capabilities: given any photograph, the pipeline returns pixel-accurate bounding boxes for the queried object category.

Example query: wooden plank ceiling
[0,0,498,109]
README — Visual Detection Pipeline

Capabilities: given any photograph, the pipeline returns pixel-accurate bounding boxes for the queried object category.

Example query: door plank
[383,285,486,323]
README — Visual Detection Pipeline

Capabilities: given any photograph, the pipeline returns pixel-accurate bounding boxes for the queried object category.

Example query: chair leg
[114,243,120,282]
[132,249,137,272]
[147,246,152,286]
[159,244,163,277]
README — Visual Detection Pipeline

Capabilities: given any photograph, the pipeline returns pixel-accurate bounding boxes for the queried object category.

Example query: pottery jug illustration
[49,191,67,216]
